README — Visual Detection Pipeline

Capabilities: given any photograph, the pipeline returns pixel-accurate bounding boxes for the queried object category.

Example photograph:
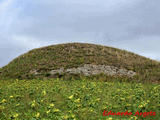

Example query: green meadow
[0,78,159,120]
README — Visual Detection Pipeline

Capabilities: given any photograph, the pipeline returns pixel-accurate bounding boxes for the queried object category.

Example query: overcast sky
[0,0,160,67]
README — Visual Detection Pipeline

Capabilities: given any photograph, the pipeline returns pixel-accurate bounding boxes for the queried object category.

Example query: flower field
[0,78,159,120]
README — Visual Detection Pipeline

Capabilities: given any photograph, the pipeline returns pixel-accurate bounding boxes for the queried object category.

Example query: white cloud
[0,0,160,67]
[0,0,21,33]
[12,35,54,49]
[0,0,12,12]
[40,0,142,14]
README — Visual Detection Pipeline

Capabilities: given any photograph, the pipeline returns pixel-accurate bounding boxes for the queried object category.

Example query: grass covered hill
[0,43,160,82]
[0,43,160,120]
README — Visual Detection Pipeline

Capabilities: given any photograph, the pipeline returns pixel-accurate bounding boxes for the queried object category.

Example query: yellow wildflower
[35,112,40,118]
[42,90,46,95]
[71,114,75,118]
[130,116,137,120]
[74,98,80,103]
[16,103,20,106]
[76,104,81,107]
[1,99,6,103]
[63,115,69,119]
[31,100,36,107]
[49,103,54,107]
[68,95,74,99]
[46,110,51,114]
[138,105,143,108]
[10,96,14,98]
[68,110,72,113]
[90,109,93,112]
[107,117,113,120]
[53,108,60,112]
[96,98,101,101]
[126,104,131,107]
[13,113,19,118]
[31,103,35,107]
[147,100,150,103]
[120,98,125,101]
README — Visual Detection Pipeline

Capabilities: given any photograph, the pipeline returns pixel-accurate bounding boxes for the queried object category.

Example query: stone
[50,68,64,75]
[30,70,39,75]
[31,64,136,77]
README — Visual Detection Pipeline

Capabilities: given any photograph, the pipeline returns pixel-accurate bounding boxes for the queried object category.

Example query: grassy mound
[0,43,160,82]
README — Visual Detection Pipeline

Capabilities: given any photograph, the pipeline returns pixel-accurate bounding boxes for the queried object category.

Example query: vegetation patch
[0,78,159,120]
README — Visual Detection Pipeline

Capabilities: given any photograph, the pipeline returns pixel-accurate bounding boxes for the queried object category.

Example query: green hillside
[0,43,160,82]
[0,43,160,120]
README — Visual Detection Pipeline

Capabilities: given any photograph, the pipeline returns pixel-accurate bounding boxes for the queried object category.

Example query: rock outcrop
[48,64,136,77]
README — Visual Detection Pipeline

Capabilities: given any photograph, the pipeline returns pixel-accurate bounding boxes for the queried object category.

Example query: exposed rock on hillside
[31,64,136,77]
